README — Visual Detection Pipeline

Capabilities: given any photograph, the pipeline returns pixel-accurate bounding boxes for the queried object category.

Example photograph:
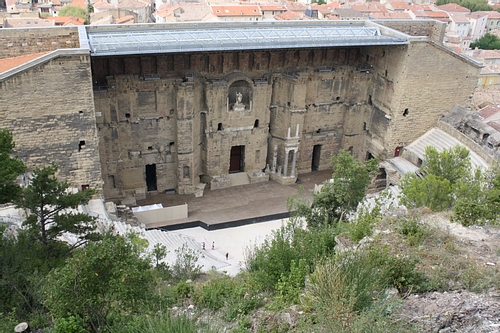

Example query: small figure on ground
[212,241,215,250]
[202,242,205,250]
[225,252,229,260]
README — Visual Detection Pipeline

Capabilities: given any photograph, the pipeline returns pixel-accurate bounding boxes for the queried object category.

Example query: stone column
[291,150,297,177]
[272,144,277,173]
[283,150,289,177]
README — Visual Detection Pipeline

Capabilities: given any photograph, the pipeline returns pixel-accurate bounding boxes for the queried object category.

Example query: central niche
[228,80,251,111]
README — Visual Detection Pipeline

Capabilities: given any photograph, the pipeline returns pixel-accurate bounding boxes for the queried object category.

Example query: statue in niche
[233,91,245,111]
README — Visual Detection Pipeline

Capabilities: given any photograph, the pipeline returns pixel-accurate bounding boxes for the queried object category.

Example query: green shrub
[341,203,382,242]
[53,315,87,333]
[308,246,427,331]
[223,293,262,322]
[193,276,237,311]
[175,280,194,299]
[453,199,491,226]
[399,216,429,246]
[380,254,428,294]
[246,221,336,291]
[172,244,202,282]
[117,312,217,333]
[276,259,309,305]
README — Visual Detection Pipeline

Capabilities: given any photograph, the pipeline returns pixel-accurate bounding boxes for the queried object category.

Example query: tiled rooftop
[211,5,262,17]
[0,52,50,73]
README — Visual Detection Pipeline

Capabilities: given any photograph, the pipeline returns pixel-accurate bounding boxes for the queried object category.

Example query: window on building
[78,140,86,151]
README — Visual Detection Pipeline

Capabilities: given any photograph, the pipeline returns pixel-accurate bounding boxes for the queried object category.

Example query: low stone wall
[437,121,496,166]
[133,204,188,225]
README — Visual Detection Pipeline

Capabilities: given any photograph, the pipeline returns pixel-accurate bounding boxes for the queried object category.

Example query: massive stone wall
[0,54,102,190]
[90,40,480,202]
[381,42,480,158]
[0,22,482,203]
[0,27,80,59]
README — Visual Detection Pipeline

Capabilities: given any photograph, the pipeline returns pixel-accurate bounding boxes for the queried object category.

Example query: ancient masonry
[0,21,481,204]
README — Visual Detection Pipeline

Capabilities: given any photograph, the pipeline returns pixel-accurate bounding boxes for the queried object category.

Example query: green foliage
[0,226,69,321]
[422,145,472,184]
[398,215,429,246]
[53,315,88,333]
[471,33,500,50]
[339,200,383,242]
[117,312,217,333]
[401,146,472,212]
[44,232,158,332]
[171,243,202,282]
[435,0,492,12]
[193,275,262,322]
[193,276,237,311]
[246,220,336,291]
[312,150,379,224]
[151,243,171,278]
[308,247,426,331]
[0,310,18,333]
[15,164,98,247]
[453,165,500,225]
[401,173,453,210]
[276,258,309,304]
[0,129,26,204]
[58,5,87,19]
[174,280,194,299]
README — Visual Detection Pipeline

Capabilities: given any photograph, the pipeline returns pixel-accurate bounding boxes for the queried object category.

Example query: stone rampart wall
[0,54,101,191]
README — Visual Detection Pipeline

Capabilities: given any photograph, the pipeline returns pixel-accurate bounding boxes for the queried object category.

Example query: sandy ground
[175,219,289,275]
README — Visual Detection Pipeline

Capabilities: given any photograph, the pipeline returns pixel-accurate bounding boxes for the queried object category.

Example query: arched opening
[254,119,259,128]
[217,123,223,131]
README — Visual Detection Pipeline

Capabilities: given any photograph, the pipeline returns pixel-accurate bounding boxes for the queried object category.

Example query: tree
[470,33,500,50]
[44,232,158,332]
[0,129,26,204]
[1,226,60,320]
[401,145,473,211]
[435,0,492,12]
[58,5,87,20]
[290,150,378,227]
[422,145,472,184]
[14,164,98,247]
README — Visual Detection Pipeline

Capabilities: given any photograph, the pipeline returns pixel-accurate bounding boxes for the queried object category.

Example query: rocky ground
[396,215,500,333]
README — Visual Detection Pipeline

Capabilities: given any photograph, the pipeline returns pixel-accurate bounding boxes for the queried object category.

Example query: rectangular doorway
[229,145,244,173]
[145,164,157,191]
[311,145,321,171]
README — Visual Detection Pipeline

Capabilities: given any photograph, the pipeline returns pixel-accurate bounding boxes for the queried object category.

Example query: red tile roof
[211,5,262,16]
[259,3,286,11]
[391,1,412,11]
[487,121,500,132]
[352,2,387,13]
[70,0,87,10]
[115,15,134,23]
[479,105,500,120]
[370,12,411,19]
[0,52,50,73]
[45,16,85,25]
[436,3,470,13]
[275,9,303,20]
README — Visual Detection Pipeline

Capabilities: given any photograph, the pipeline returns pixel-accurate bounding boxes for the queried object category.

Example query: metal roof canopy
[87,22,409,56]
